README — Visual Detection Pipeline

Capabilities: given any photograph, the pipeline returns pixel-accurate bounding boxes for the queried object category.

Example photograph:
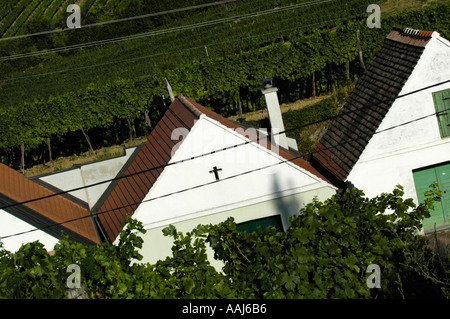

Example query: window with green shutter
[432,88,450,138]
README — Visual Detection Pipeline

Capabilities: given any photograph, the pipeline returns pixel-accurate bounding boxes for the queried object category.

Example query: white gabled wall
[0,209,59,252]
[129,113,336,264]
[38,146,138,209]
[132,115,335,232]
[346,33,450,203]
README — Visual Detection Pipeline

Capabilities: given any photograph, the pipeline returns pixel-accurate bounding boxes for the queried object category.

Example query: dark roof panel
[311,27,434,183]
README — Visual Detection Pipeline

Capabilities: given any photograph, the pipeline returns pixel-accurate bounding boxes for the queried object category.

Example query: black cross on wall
[209,166,222,181]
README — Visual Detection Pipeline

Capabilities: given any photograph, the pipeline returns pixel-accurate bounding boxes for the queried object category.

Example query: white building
[0,163,98,252]
[91,94,337,264]
[30,145,140,210]
[312,27,450,236]
[1,86,337,263]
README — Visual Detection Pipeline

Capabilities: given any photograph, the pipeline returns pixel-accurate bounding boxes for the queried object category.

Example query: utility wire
[0,15,354,83]
[0,78,448,221]
[0,0,333,62]
[0,0,238,42]
[0,12,364,84]
[2,101,449,242]
[0,143,333,241]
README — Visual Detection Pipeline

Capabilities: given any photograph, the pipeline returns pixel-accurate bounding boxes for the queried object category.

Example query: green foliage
[0,185,448,298]
[202,185,448,298]
[0,241,66,298]
[1,4,449,168]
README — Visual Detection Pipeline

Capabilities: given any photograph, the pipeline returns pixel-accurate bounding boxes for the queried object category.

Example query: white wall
[136,187,335,267]
[0,209,59,253]
[129,114,336,264]
[38,146,138,209]
[132,115,335,231]
[346,33,450,204]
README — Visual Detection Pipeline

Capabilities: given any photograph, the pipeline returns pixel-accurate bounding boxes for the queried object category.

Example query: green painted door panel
[236,215,283,233]
[413,163,450,231]
[435,164,450,220]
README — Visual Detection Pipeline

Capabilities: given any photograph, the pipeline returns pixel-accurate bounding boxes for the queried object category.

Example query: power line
[2,101,449,242]
[0,145,321,241]
[0,0,334,62]
[0,79,448,212]
[0,14,359,84]
[0,0,239,42]
[0,80,450,209]
[436,37,450,49]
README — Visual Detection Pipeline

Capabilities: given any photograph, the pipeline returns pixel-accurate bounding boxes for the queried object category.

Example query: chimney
[163,78,175,102]
[262,77,288,149]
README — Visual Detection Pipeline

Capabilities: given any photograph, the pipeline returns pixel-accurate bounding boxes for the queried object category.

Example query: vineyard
[0,0,127,37]
[0,0,375,109]
[0,1,449,171]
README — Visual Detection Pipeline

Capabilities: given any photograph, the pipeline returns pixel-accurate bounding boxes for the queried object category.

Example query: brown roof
[93,94,333,242]
[0,163,98,245]
[311,27,434,184]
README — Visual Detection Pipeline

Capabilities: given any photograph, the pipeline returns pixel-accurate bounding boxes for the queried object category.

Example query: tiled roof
[93,94,332,242]
[92,96,199,241]
[0,163,98,245]
[311,27,434,184]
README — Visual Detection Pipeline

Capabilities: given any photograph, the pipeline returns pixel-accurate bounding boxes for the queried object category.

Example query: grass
[0,0,372,108]
[379,0,449,16]
[228,92,334,123]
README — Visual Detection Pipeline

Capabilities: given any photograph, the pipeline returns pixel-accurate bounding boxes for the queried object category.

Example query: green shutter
[236,215,283,233]
[432,89,450,138]
[413,162,450,231]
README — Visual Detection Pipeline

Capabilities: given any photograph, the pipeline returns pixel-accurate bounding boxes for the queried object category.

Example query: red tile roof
[386,27,434,47]
[93,94,333,242]
[93,96,199,241]
[0,163,98,245]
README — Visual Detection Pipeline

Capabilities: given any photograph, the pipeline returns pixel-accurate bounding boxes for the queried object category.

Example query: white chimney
[262,78,289,150]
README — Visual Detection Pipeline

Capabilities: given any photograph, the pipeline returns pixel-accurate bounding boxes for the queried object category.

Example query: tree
[106,79,143,141]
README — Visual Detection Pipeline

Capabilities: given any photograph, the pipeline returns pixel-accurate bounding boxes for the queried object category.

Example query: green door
[413,162,450,232]
[236,215,283,233]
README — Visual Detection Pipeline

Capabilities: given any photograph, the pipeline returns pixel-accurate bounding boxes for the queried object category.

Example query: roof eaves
[93,97,201,242]
[0,192,97,246]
